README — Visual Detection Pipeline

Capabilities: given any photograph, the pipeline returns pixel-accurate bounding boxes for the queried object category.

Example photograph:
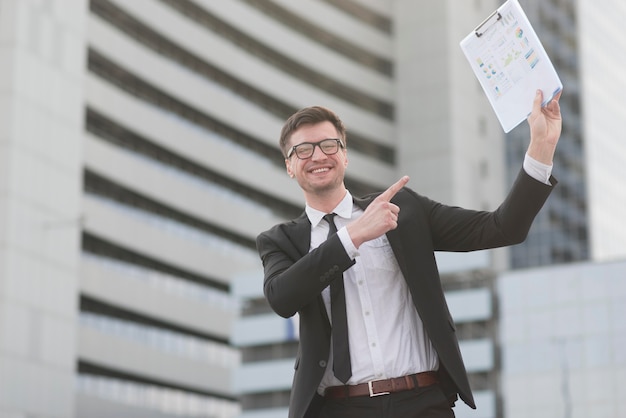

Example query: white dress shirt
[306,155,552,394]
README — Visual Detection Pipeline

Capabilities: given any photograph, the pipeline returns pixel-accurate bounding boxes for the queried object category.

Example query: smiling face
[285,121,348,208]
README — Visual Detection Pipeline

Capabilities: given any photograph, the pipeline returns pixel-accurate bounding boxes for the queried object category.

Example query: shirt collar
[306,191,354,228]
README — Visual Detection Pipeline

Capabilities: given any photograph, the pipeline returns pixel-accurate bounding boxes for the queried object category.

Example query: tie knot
[323,213,336,223]
[323,213,337,237]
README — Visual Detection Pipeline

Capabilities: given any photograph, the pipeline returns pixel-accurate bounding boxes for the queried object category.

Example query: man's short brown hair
[279,106,347,158]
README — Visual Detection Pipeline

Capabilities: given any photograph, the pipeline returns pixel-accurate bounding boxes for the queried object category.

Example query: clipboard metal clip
[475,10,502,38]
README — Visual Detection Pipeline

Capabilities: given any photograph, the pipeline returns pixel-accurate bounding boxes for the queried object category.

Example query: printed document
[460,0,562,132]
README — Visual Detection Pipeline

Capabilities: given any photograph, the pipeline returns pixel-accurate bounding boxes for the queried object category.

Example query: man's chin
[309,180,342,195]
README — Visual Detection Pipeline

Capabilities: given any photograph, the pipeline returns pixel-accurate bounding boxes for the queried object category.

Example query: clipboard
[460,0,562,133]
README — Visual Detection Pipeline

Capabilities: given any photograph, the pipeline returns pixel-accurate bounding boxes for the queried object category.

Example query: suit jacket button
[332,265,339,272]
[319,360,327,368]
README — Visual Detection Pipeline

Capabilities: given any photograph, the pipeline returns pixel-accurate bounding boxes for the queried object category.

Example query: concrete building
[2,0,625,418]
[506,0,626,267]
[499,259,626,418]
[505,0,588,268]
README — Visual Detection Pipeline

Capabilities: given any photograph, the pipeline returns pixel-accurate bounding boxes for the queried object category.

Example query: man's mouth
[310,167,330,174]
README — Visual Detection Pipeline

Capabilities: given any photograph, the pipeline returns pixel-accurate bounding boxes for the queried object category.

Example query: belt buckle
[367,380,390,397]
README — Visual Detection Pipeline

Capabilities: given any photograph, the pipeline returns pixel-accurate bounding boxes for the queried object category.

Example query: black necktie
[323,213,352,383]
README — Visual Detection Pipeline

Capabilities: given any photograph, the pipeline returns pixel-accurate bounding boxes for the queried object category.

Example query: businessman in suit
[256,90,562,418]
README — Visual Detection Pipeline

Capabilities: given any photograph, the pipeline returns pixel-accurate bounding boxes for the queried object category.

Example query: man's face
[285,121,348,197]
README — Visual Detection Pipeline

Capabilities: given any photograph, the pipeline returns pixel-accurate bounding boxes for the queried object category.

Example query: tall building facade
[576,0,626,261]
[506,0,626,268]
[498,259,626,417]
[505,0,589,268]
[2,0,417,416]
[506,0,626,267]
[0,1,87,417]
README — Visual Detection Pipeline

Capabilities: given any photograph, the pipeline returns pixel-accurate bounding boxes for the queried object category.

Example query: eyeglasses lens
[295,139,340,159]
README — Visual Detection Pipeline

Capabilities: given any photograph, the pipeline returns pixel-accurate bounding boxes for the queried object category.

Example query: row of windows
[505,199,589,267]
[77,373,239,417]
[240,389,290,411]
[241,0,393,75]
[468,371,499,394]
[80,311,240,368]
[240,341,298,364]
[509,226,589,268]
[82,252,238,310]
[241,296,277,316]
[83,234,229,294]
[83,190,257,264]
[322,0,392,33]
[81,294,228,343]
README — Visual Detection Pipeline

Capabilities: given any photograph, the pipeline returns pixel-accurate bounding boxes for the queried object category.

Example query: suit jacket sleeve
[256,218,356,319]
[415,168,557,252]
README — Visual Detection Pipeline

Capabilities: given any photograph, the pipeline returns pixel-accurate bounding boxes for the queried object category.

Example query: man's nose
[310,144,326,160]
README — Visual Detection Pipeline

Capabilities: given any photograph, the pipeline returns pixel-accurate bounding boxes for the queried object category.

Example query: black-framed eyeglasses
[286,138,345,160]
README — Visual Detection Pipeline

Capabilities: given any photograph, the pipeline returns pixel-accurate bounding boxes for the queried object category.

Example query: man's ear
[285,159,294,178]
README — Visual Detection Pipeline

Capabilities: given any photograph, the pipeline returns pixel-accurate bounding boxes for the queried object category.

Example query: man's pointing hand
[347,176,409,249]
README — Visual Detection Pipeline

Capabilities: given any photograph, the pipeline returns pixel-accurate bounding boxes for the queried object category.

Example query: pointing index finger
[379,176,409,202]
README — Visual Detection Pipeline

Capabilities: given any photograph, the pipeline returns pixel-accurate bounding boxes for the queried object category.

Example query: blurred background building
[505,0,588,268]
[1,0,625,418]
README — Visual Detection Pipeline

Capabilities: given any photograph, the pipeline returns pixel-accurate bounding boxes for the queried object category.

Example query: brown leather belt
[324,371,438,399]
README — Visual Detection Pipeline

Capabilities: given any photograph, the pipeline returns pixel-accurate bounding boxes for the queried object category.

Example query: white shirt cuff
[523,153,553,185]
[337,227,359,259]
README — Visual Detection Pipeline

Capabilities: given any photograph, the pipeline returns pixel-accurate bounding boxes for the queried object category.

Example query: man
[256,90,561,418]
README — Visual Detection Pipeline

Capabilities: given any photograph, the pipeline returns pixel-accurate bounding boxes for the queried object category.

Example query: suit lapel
[283,212,332,328]
[278,212,311,259]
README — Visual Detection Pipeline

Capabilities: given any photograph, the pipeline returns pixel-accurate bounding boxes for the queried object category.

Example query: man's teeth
[312,168,329,174]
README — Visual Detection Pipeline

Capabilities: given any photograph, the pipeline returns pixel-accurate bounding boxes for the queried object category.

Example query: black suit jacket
[256,169,555,418]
